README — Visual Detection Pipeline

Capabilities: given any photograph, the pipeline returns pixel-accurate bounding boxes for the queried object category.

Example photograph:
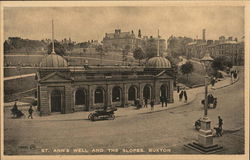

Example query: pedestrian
[214,126,221,137]
[231,71,235,83]
[136,100,141,109]
[211,77,216,87]
[218,116,223,136]
[208,94,214,108]
[144,98,148,108]
[177,86,180,93]
[164,97,168,107]
[134,99,138,107]
[150,99,154,111]
[160,96,164,107]
[183,89,187,103]
[179,90,183,101]
[233,71,237,80]
[213,98,217,109]
[11,101,18,118]
[28,105,34,119]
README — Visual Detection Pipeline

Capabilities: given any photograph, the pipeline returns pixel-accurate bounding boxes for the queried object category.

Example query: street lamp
[185,51,223,153]
[200,52,214,117]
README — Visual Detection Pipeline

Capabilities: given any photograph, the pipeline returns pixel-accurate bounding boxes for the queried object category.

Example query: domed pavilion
[36,30,175,116]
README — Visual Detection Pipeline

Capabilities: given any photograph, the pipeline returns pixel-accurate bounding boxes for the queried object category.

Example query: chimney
[202,29,206,41]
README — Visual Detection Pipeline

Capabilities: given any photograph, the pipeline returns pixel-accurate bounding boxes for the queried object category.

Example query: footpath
[115,75,239,117]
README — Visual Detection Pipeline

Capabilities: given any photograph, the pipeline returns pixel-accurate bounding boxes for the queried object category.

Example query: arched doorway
[112,86,121,102]
[160,85,168,98]
[128,86,137,101]
[51,90,61,112]
[143,85,151,100]
[94,88,104,104]
[75,89,86,105]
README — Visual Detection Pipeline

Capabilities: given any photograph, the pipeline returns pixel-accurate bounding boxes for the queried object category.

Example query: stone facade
[37,66,175,116]
[102,29,166,56]
[186,36,244,65]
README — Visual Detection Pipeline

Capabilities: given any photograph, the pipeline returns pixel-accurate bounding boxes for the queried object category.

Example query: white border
[0,1,249,160]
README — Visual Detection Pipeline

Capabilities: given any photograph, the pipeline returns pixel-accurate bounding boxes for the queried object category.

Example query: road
[4,69,244,155]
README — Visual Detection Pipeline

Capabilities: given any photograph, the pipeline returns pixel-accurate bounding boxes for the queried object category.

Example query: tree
[167,36,193,58]
[122,45,130,65]
[96,45,104,65]
[79,42,90,48]
[180,61,194,80]
[133,47,145,65]
[211,56,232,71]
[47,41,66,56]
[145,38,157,59]
[4,41,11,53]
[65,42,74,52]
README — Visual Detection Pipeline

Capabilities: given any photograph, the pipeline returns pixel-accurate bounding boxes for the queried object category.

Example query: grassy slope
[4,76,36,102]
[177,60,206,88]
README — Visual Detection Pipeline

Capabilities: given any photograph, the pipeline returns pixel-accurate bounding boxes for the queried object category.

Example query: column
[39,85,49,116]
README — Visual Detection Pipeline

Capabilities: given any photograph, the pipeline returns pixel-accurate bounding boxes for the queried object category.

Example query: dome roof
[40,53,68,68]
[146,56,171,68]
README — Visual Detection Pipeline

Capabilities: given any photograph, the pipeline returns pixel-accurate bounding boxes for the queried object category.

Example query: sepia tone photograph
[0,1,249,160]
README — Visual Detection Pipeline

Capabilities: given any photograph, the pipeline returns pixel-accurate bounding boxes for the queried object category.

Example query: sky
[4,6,244,42]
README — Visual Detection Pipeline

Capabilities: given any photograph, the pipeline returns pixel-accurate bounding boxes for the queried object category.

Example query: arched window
[128,86,137,101]
[75,89,86,105]
[95,88,104,103]
[112,86,121,102]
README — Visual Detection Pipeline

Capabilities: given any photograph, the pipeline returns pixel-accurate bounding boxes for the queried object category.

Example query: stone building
[102,29,142,51]
[102,29,166,56]
[207,40,244,66]
[186,32,244,65]
[36,52,174,116]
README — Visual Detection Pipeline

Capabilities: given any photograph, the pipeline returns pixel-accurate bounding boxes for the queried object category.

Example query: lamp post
[200,52,214,118]
[185,51,223,153]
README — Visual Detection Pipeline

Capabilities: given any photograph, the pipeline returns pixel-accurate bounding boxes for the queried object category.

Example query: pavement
[4,72,239,120]
[115,74,239,117]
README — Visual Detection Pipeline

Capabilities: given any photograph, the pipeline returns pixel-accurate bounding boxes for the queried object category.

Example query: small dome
[146,56,171,68]
[40,53,68,68]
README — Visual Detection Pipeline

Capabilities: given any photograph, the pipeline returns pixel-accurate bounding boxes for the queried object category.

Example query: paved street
[4,68,244,155]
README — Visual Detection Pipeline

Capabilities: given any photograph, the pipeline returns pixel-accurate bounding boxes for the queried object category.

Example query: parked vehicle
[88,108,117,121]
[201,94,217,109]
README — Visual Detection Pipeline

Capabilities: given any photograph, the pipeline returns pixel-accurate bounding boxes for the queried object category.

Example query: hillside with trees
[4,37,48,54]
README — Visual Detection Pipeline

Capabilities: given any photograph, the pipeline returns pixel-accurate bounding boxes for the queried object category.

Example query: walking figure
[211,77,216,87]
[11,101,18,118]
[164,97,168,107]
[177,86,180,93]
[144,98,148,108]
[183,89,188,103]
[160,96,164,107]
[28,105,34,119]
[179,90,184,101]
[150,99,154,111]
[213,98,217,109]
[218,116,223,136]
[231,72,235,83]
[233,71,237,80]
